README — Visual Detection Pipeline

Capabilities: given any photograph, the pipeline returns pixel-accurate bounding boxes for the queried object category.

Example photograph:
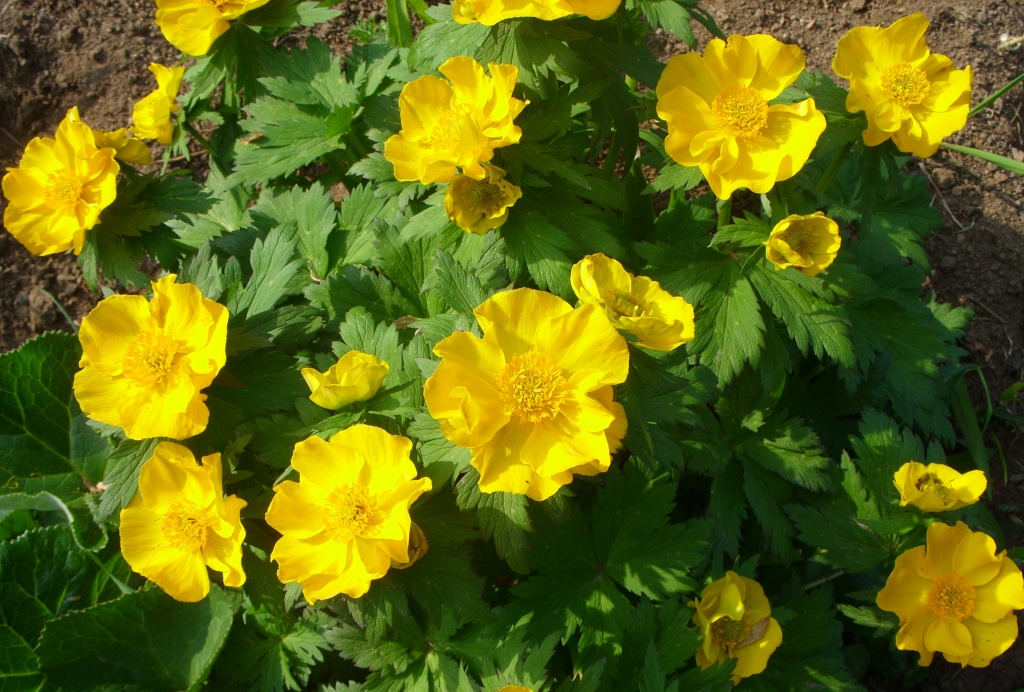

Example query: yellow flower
[894,462,987,512]
[877,521,1024,668]
[73,274,228,441]
[444,163,522,234]
[132,63,186,145]
[66,107,151,166]
[1,107,118,256]
[570,253,695,351]
[656,34,826,200]
[833,13,972,158]
[763,212,841,277]
[453,0,619,25]
[691,571,783,682]
[120,441,246,602]
[495,687,533,692]
[264,424,433,603]
[423,288,629,501]
[384,57,527,185]
[301,351,390,410]
[155,0,271,56]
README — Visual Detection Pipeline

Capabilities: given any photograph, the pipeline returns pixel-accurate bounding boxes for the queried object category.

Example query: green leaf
[456,468,533,573]
[96,438,162,521]
[229,227,305,318]
[37,585,239,691]
[409,5,490,71]
[386,0,413,47]
[0,333,111,503]
[407,414,472,489]
[626,0,695,46]
[251,183,338,278]
[216,611,331,692]
[786,500,891,572]
[243,0,341,28]
[848,410,924,519]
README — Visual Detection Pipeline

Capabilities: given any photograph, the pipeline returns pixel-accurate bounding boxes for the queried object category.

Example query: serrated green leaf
[456,468,533,574]
[96,438,162,521]
[243,0,341,27]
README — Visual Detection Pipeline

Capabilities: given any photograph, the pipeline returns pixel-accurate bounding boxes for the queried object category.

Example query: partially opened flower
[423,288,629,501]
[453,0,618,25]
[444,163,522,234]
[656,34,826,199]
[66,108,151,165]
[894,462,987,512]
[571,253,695,351]
[384,57,527,184]
[833,13,972,158]
[691,571,783,682]
[132,63,186,145]
[155,0,271,56]
[265,424,433,602]
[877,521,1024,667]
[120,442,246,602]
[763,212,841,276]
[301,351,390,410]
[73,274,228,440]
[1,106,118,256]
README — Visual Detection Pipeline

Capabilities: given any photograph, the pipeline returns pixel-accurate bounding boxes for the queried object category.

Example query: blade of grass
[952,380,992,498]
[941,142,1024,175]
[970,71,1024,117]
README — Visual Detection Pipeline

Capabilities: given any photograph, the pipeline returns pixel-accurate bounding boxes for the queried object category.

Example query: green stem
[183,121,224,176]
[716,196,732,230]
[816,140,855,195]
[804,570,844,591]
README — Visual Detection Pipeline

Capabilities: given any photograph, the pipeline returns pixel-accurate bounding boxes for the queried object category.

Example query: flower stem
[816,141,855,195]
[183,121,224,176]
[804,570,845,591]
[717,196,733,231]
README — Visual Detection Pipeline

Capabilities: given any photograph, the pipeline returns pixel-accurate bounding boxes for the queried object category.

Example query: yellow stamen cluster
[605,289,646,318]
[710,616,752,651]
[322,484,382,542]
[465,179,508,216]
[44,169,84,213]
[776,222,819,256]
[496,351,568,423]
[161,500,213,552]
[880,62,930,107]
[927,573,976,622]
[712,86,769,139]
[914,473,954,503]
[121,330,179,387]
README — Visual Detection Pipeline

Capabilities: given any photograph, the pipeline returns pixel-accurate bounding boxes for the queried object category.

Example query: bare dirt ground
[1,1,1023,686]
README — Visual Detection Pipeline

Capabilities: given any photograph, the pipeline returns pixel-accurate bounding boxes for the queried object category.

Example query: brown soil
[2,0,1024,686]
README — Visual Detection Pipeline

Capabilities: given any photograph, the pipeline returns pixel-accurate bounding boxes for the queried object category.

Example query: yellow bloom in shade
[155,0,271,56]
[894,462,987,512]
[444,164,522,234]
[120,442,246,602]
[264,424,433,602]
[656,34,826,200]
[691,571,783,682]
[877,521,1024,668]
[571,253,695,351]
[384,57,527,185]
[132,63,185,145]
[73,275,228,441]
[1,107,118,256]
[833,14,972,158]
[763,212,841,277]
[453,0,619,25]
[423,288,629,501]
[301,351,390,410]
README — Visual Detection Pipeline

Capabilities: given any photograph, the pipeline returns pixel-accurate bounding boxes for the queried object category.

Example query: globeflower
[444,163,522,234]
[384,57,527,185]
[66,107,151,165]
[155,0,271,56]
[423,288,629,501]
[691,571,783,682]
[1,107,118,256]
[120,442,246,602]
[265,424,433,602]
[876,521,1024,667]
[656,34,826,199]
[833,13,972,158]
[132,63,186,145]
[301,351,390,410]
[763,212,841,277]
[571,253,695,351]
[453,0,619,25]
[73,274,228,440]
[894,462,987,512]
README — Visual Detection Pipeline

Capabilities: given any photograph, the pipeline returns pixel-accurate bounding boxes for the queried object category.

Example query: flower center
[121,329,180,388]
[710,616,752,651]
[605,289,646,318]
[161,501,212,552]
[712,86,769,139]
[778,221,818,256]
[880,62,930,107]
[199,0,232,9]
[496,351,567,423]
[322,484,382,542]
[44,168,84,214]
[428,107,469,158]
[928,573,976,621]
[915,473,954,504]
[465,179,508,217]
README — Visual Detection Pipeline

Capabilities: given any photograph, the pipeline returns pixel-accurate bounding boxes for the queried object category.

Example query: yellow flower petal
[302,351,390,410]
[155,0,270,56]
[962,613,1019,667]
